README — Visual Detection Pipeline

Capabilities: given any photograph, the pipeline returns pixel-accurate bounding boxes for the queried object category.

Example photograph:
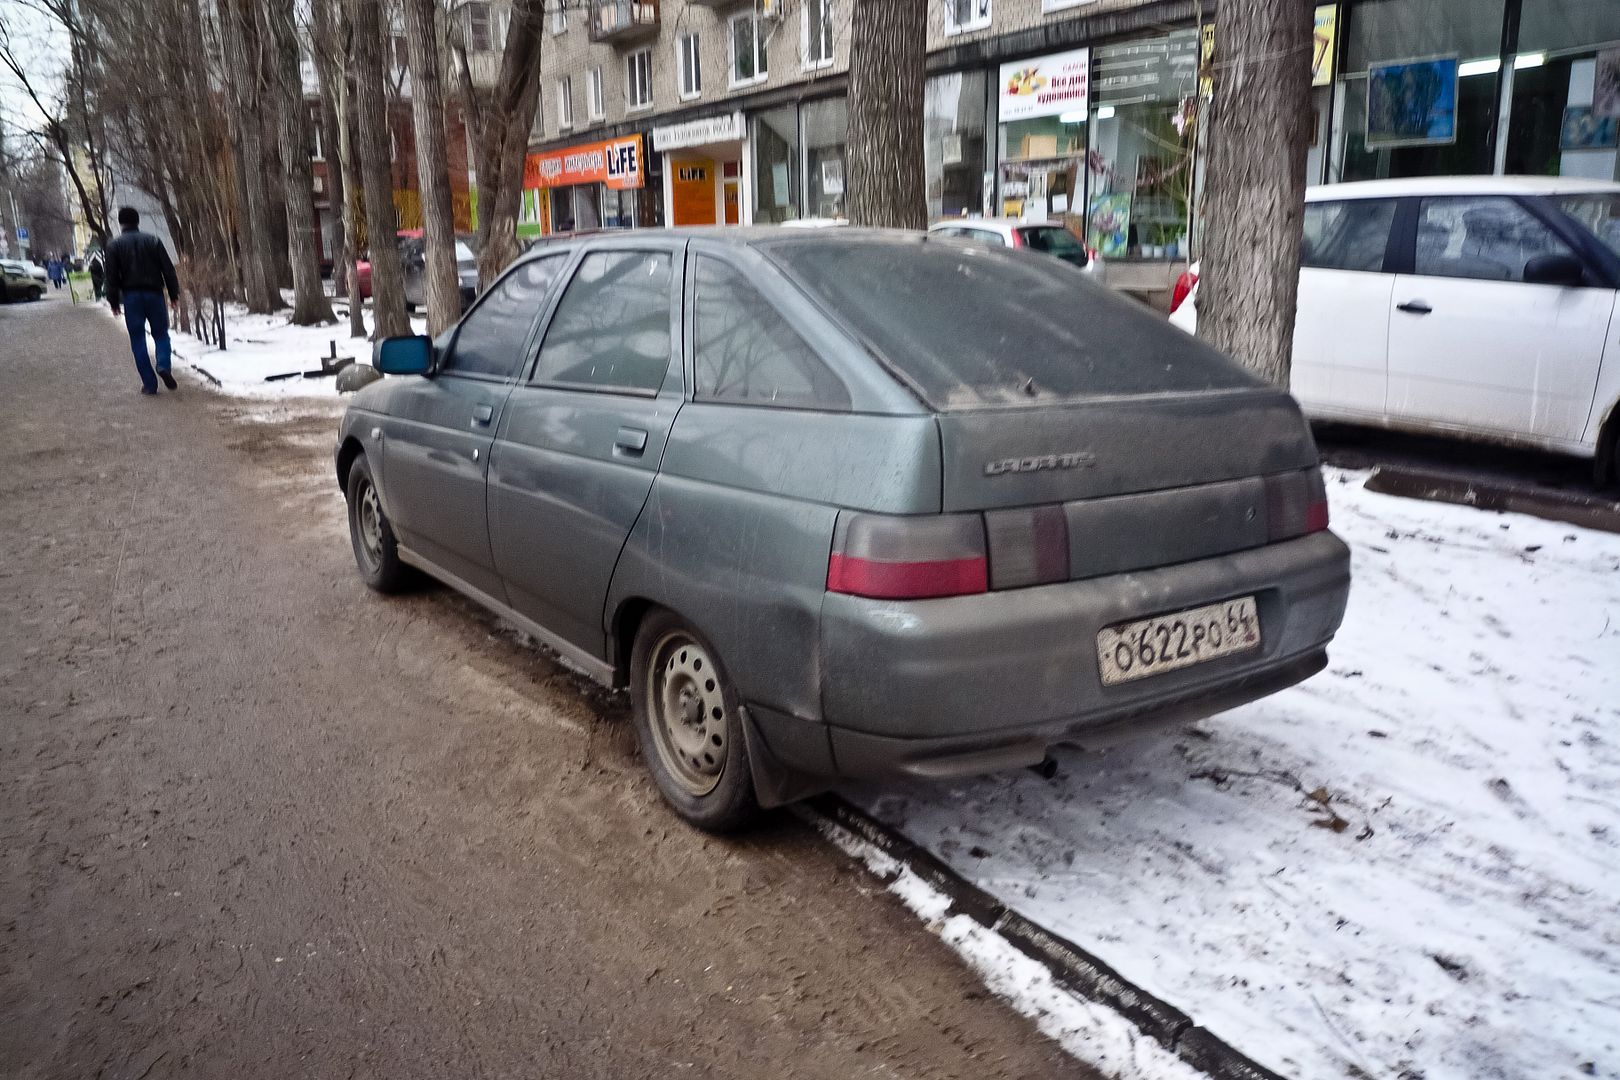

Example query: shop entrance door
[723,179,740,224]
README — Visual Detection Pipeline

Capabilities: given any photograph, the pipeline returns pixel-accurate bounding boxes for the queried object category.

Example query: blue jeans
[122,291,171,392]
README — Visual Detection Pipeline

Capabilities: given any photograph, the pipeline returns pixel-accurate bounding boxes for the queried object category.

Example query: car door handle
[472,404,494,425]
[1396,300,1432,315]
[614,427,648,454]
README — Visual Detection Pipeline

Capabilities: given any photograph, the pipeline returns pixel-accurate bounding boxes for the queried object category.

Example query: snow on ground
[112,299,423,400]
[844,469,1620,1080]
[809,811,1210,1080]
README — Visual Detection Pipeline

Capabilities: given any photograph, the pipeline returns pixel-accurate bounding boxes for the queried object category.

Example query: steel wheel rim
[356,480,384,570]
[647,631,727,797]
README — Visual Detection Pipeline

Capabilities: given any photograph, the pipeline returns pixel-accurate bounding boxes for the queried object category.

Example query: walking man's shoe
[140,387,157,396]
[159,370,177,390]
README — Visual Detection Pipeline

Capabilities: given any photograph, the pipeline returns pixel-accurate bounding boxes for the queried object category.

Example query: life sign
[524,135,645,191]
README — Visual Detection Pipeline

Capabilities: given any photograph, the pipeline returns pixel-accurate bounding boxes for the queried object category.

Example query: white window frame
[677,32,702,100]
[728,11,769,89]
[944,0,991,35]
[587,65,605,121]
[309,106,324,160]
[551,2,566,34]
[557,74,573,130]
[626,48,654,111]
[802,0,834,70]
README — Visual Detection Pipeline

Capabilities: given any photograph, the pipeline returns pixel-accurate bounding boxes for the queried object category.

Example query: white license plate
[1096,596,1261,686]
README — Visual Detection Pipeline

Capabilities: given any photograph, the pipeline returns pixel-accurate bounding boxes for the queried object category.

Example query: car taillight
[1009,230,1025,248]
[1264,469,1330,541]
[1170,269,1199,313]
[827,513,988,600]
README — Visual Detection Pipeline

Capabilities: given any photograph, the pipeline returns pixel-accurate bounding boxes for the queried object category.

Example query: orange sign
[524,135,645,190]
[670,159,717,226]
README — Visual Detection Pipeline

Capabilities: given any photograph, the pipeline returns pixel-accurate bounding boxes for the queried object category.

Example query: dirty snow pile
[844,469,1620,1080]
[109,299,422,400]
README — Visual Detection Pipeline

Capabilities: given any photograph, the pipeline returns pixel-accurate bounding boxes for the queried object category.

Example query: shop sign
[524,134,644,190]
[999,48,1089,123]
[1312,5,1338,88]
[653,112,745,152]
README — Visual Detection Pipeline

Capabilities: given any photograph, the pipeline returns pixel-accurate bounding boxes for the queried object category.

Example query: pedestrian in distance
[88,250,106,300]
[46,256,64,290]
[104,206,182,395]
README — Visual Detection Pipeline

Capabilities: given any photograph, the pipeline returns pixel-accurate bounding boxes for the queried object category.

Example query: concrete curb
[807,795,1287,1080]
[1364,464,1620,535]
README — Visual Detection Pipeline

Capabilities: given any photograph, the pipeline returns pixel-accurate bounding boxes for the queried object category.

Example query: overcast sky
[1,0,71,152]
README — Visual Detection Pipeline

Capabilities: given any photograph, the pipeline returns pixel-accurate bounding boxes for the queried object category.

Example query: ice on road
[846,468,1620,1080]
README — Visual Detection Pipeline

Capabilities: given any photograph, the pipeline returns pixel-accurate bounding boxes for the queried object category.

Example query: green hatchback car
[336,228,1351,830]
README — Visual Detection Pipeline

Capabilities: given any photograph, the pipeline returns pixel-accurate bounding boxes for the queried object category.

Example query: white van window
[1301,199,1396,272]
[1415,197,1574,283]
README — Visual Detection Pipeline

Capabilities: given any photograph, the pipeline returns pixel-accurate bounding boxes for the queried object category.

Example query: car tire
[630,609,759,832]
[28,286,42,301]
[345,454,413,593]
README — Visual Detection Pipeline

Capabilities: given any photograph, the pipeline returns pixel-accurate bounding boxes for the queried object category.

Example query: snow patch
[812,813,1207,1080]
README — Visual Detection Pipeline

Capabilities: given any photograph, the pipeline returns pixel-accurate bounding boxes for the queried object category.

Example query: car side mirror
[374,334,434,376]
[1523,253,1585,287]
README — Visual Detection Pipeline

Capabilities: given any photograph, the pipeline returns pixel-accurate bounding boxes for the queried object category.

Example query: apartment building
[519,0,1206,288]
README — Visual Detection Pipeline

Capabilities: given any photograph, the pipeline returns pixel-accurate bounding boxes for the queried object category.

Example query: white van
[1170,177,1620,484]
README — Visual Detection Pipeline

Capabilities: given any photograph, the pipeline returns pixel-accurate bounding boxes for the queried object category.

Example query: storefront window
[925,71,988,220]
[1506,0,1620,182]
[1335,67,1497,180]
[1086,29,1198,260]
[1342,0,1505,73]
[1517,0,1620,55]
[751,105,799,223]
[804,97,848,219]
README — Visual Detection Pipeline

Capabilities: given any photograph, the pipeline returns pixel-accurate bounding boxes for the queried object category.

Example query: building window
[944,0,991,35]
[391,34,409,71]
[751,105,800,224]
[805,96,848,219]
[803,0,834,69]
[626,48,653,110]
[466,2,492,51]
[678,32,702,100]
[557,75,573,129]
[729,11,769,87]
[551,3,566,34]
[587,66,605,121]
[925,71,987,219]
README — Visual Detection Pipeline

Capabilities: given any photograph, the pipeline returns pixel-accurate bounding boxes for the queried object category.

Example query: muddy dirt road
[0,298,1086,1079]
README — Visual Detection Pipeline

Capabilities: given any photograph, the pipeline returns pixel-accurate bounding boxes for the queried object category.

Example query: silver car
[336,229,1350,830]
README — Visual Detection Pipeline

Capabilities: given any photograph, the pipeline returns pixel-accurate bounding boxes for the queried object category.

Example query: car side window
[971,229,1007,247]
[533,250,673,394]
[692,256,850,411]
[442,255,566,379]
[1415,197,1576,283]
[1301,199,1397,272]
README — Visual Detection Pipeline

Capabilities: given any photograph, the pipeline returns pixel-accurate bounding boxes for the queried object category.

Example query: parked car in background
[397,230,479,312]
[0,260,45,302]
[928,217,1104,280]
[353,232,479,311]
[336,228,1350,830]
[1169,177,1620,484]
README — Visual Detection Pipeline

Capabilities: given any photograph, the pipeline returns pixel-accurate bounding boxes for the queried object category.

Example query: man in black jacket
[105,206,182,394]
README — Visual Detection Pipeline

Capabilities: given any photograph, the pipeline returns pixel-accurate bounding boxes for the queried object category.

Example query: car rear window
[766,235,1260,409]
[1017,226,1085,258]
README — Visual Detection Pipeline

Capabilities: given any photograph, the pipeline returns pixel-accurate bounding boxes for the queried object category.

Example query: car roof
[1306,176,1620,201]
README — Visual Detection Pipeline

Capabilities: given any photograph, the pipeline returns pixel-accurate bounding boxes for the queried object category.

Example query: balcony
[589,0,659,45]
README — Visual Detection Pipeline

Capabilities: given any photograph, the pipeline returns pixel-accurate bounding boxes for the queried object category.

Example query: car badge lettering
[984,452,1096,476]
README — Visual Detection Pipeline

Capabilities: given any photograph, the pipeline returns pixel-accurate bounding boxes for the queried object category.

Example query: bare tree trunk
[846,0,926,230]
[456,0,544,287]
[220,0,284,312]
[1197,0,1312,386]
[402,0,460,336]
[268,0,336,325]
[349,0,408,338]
[313,0,366,338]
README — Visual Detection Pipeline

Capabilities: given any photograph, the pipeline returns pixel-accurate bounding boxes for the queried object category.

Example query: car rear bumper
[811,529,1350,779]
